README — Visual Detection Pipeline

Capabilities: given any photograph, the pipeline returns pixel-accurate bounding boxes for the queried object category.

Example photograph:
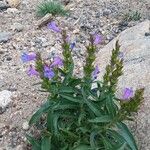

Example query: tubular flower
[123,88,134,100]
[50,56,63,67]
[44,66,55,79]
[27,65,39,77]
[70,42,76,50]
[48,21,61,33]
[93,34,102,45]
[21,52,36,63]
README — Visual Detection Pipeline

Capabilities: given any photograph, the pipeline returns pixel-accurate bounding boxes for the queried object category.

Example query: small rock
[73,29,80,34]
[16,145,24,150]
[37,13,53,28]
[103,8,111,16]
[22,121,29,130]
[6,7,19,14]
[6,0,21,8]
[0,32,12,43]
[0,90,12,109]
[106,34,114,41]
[119,21,128,27]
[6,57,12,61]
[11,23,23,32]
[42,42,50,47]
[145,32,150,36]
[0,80,5,88]
[0,1,10,10]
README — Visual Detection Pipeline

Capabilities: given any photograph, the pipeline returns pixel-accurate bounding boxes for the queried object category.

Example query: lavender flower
[27,65,39,77]
[123,88,134,100]
[70,42,75,50]
[21,52,36,63]
[44,66,55,79]
[93,34,102,45]
[47,21,61,33]
[92,65,100,79]
[51,56,63,67]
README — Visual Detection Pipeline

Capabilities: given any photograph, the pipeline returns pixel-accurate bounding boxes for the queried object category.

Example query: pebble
[22,121,29,130]
[0,90,12,109]
[106,34,114,41]
[0,80,5,88]
[37,13,52,28]
[118,21,128,27]
[103,8,112,16]
[0,32,12,43]
[11,23,24,32]
[7,0,21,8]
[6,57,12,61]
[145,32,150,36]
[6,8,20,14]
[73,29,80,34]
[16,145,24,150]
[0,1,10,10]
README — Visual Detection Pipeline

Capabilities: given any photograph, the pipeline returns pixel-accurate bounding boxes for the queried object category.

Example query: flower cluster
[21,52,63,80]
[21,21,134,101]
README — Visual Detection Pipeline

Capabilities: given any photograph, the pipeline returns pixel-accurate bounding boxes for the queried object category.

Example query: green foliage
[83,35,96,80]
[27,31,144,149]
[37,0,68,17]
[124,11,141,21]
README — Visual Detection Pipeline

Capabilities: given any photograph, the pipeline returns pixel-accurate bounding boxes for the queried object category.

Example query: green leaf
[63,63,74,85]
[41,135,51,150]
[69,78,82,87]
[59,86,75,93]
[47,111,60,135]
[107,129,126,145]
[53,104,79,110]
[73,145,91,150]
[82,88,102,116]
[60,94,83,103]
[101,135,113,150]
[106,94,117,117]
[89,115,112,123]
[29,101,54,125]
[117,122,138,150]
[90,131,98,149]
[114,143,127,150]
[26,134,41,150]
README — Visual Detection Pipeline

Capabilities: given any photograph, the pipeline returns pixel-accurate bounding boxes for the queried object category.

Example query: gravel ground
[0,0,150,149]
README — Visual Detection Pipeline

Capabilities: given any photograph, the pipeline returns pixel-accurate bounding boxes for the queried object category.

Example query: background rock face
[96,20,150,149]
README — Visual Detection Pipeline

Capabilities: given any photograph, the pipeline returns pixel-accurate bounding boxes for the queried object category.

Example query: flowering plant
[24,22,144,150]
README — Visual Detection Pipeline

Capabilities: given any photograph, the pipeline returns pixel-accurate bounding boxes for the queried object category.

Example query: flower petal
[48,21,61,33]
[123,88,134,100]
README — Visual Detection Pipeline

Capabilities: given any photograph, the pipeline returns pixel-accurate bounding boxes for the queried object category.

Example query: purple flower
[50,56,63,67]
[47,21,61,33]
[70,42,75,49]
[93,34,102,45]
[44,66,55,79]
[123,88,134,100]
[27,65,39,77]
[21,52,36,63]
[92,65,100,79]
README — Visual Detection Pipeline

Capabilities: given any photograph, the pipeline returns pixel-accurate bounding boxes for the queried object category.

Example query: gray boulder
[95,20,150,149]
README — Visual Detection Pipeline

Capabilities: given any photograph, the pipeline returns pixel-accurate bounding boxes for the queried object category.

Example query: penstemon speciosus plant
[22,21,144,150]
